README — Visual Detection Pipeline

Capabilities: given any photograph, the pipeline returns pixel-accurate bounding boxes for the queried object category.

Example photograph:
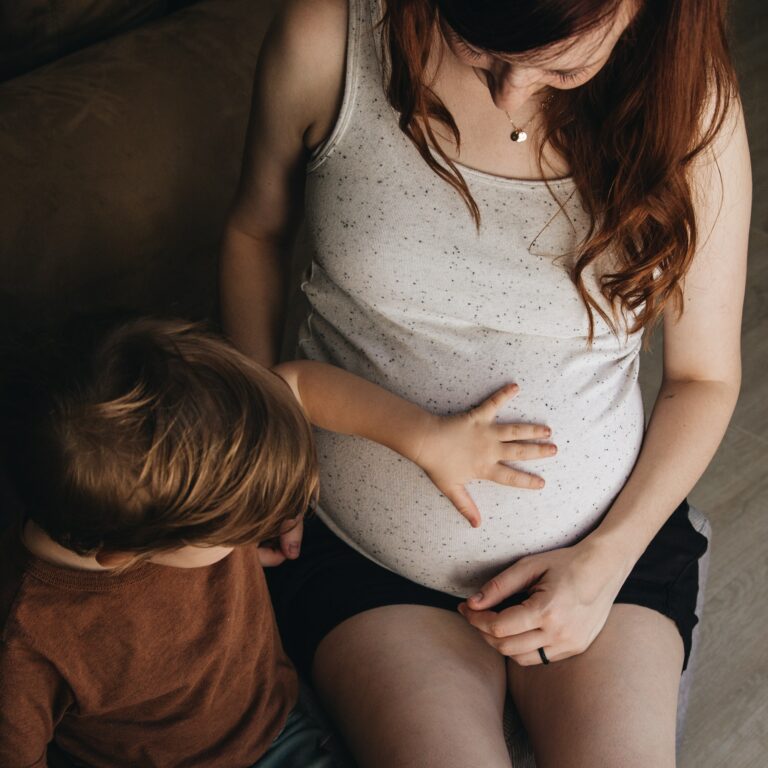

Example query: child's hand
[257,516,304,567]
[413,384,556,528]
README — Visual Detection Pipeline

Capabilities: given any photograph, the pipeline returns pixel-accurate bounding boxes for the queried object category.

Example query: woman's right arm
[220,0,347,366]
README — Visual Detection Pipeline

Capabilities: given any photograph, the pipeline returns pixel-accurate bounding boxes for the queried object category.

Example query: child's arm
[273,361,556,527]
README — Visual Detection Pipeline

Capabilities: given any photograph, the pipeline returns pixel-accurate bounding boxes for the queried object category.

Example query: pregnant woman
[221,0,750,765]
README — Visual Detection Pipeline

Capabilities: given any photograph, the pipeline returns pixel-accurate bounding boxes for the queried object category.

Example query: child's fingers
[278,516,304,559]
[500,442,557,462]
[489,464,545,489]
[496,422,551,441]
[257,546,288,567]
[443,485,482,528]
[471,384,519,420]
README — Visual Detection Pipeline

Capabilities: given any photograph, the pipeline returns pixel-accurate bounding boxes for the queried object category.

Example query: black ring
[538,647,550,665]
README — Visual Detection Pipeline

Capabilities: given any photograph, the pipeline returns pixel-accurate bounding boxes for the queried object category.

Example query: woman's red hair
[381,0,739,340]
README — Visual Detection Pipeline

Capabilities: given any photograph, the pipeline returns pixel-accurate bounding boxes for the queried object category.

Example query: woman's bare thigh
[312,604,512,768]
[507,603,684,768]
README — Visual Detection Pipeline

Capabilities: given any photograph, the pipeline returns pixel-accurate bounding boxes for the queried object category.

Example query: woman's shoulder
[263,0,348,150]
[270,0,347,57]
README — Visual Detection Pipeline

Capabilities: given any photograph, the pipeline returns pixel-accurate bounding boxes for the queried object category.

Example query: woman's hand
[257,516,304,567]
[413,384,556,527]
[457,537,634,663]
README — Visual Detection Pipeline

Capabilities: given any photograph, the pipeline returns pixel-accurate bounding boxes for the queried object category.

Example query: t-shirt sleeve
[0,638,73,768]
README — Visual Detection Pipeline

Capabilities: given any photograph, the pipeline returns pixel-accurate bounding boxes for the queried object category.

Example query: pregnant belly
[313,395,645,596]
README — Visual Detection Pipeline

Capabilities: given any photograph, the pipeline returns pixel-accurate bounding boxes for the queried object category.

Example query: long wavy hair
[381,0,738,339]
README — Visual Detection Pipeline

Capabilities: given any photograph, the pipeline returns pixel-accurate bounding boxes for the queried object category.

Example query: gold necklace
[503,94,554,143]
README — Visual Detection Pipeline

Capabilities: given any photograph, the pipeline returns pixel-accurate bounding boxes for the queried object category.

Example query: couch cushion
[0,0,278,341]
[0,1,182,81]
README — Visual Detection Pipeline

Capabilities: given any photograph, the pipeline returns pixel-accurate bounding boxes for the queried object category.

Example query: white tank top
[296,0,645,596]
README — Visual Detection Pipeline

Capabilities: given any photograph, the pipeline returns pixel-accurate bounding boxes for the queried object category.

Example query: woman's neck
[422,22,569,181]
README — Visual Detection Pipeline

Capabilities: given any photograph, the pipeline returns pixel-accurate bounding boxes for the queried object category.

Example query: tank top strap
[308,0,394,172]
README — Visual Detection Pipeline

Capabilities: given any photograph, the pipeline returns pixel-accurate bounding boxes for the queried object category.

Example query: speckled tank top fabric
[296,0,645,596]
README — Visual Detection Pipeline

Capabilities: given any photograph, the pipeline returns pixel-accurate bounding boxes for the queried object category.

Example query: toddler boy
[0,318,327,768]
[0,315,542,766]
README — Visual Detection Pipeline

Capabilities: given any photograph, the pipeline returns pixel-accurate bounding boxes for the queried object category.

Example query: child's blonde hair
[18,317,318,556]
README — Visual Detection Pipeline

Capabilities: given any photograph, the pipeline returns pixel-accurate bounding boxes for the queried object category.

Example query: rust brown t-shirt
[0,528,298,767]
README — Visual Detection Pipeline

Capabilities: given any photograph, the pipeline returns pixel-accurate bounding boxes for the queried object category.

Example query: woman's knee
[507,604,681,768]
[311,604,512,768]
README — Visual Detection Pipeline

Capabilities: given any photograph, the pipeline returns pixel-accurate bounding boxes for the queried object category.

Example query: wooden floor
[638,3,767,765]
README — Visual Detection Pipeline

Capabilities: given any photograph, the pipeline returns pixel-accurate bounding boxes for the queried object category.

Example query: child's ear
[94,550,137,568]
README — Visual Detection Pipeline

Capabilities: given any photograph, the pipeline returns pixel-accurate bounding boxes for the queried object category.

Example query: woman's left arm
[459,104,752,665]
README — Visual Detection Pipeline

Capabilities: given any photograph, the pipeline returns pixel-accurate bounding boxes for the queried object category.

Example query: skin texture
[220,0,751,764]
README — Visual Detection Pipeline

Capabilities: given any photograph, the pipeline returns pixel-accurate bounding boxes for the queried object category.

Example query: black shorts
[267,499,708,676]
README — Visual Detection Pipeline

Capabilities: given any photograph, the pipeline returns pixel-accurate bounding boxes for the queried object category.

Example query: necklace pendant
[510,130,527,143]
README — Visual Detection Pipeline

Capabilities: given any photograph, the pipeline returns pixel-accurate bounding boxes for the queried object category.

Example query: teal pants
[251,702,338,768]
